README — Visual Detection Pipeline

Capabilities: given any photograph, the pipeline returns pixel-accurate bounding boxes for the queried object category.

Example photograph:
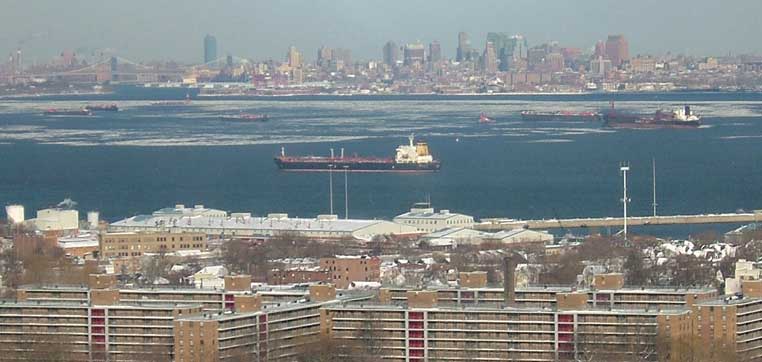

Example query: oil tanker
[84,104,119,112]
[520,110,601,122]
[274,135,441,172]
[603,104,700,129]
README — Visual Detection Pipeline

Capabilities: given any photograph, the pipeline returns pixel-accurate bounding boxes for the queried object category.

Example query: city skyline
[1,0,762,63]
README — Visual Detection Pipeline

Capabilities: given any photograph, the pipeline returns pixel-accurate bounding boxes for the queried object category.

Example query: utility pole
[620,162,631,240]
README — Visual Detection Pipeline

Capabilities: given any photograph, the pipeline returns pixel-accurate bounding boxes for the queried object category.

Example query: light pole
[343,166,349,220]
[329,148,336,215]
[620,162,631,240]
[328,164,334,215]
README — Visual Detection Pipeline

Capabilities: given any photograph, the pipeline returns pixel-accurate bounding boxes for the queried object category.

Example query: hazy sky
[1,0,761,64]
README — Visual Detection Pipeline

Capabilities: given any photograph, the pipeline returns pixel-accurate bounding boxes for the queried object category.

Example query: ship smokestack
[330,148,334,158]
[340,148,344,158]
[503,256,516,306]
[281,147,285,157]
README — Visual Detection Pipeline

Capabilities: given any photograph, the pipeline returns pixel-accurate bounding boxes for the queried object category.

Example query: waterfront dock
[477,211,762,231]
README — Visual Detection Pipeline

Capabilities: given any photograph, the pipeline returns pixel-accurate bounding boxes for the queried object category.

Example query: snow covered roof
[112,212,406,234]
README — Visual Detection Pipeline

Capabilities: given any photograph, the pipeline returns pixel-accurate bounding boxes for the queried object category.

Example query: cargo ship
[275,135,441,172]
[520,110,601,122]
[220,113,269,122]
[603,104,700,129]
[84,104,119,112]
[44,108,93,116]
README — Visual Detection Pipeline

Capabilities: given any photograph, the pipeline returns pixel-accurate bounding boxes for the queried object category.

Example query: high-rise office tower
[594,41,606,59]
[287,46,303,68]
[483,41,498,74]
[487,32,511,71]
[510,35,528,61]
[383,41,399,66]
[457,32,471,62]
[203,34,217,64]
[403,43,425,66]
[605,35,629,67]
[428,41,442,63]
[317,46,333,67]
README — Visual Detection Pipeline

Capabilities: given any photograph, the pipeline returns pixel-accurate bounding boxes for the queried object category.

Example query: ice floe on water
[0,98,760,147]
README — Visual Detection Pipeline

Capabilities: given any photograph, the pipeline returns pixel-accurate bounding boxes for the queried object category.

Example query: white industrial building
[29,208,79,231]
[393,203,474,233]
[5,205,24,224]
[421,227,554,249]
[109,205,419,241]
[485,228,554,245]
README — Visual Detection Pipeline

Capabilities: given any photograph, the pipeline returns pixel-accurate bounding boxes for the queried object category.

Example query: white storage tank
[5,205,24,224]
[87,211,100,229]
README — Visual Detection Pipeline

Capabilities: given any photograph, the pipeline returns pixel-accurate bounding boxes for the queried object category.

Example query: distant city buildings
[5,29,762,95]
[203,34,217,64]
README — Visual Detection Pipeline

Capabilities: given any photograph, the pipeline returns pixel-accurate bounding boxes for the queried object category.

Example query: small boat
[479,112,495,124]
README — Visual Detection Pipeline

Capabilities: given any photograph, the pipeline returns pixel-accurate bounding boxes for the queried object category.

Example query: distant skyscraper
[457,32,471,62]
[594,41,606,59]
[487,32,511,71]
[383,41,398,66]
[203,34,217,64]
[287,46,303,68]
[483,41,498,74]
[428,41,442,63]
[403,43,425,66]
[605,35,629,68]
[317,46,333,67]
[510,35,528,61]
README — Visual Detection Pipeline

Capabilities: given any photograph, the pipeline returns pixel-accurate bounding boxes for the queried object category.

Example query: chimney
[503,256,516,306]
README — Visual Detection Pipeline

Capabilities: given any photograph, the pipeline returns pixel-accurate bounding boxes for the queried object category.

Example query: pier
[476,211,762,231]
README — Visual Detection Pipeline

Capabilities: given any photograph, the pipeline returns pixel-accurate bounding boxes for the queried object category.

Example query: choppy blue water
[0,92,760,237]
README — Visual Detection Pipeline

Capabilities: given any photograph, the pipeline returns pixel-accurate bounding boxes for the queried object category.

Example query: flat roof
[395,210,471,220]
[326,303,691,315]
[111,213,402,234]
[178,291,372,322]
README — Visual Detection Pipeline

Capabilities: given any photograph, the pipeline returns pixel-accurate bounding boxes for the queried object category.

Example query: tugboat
[479,112,495,124]
[44,108,93,116]
[220,113,269,122]
[603,103,700,129]
[275,135,441,172]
